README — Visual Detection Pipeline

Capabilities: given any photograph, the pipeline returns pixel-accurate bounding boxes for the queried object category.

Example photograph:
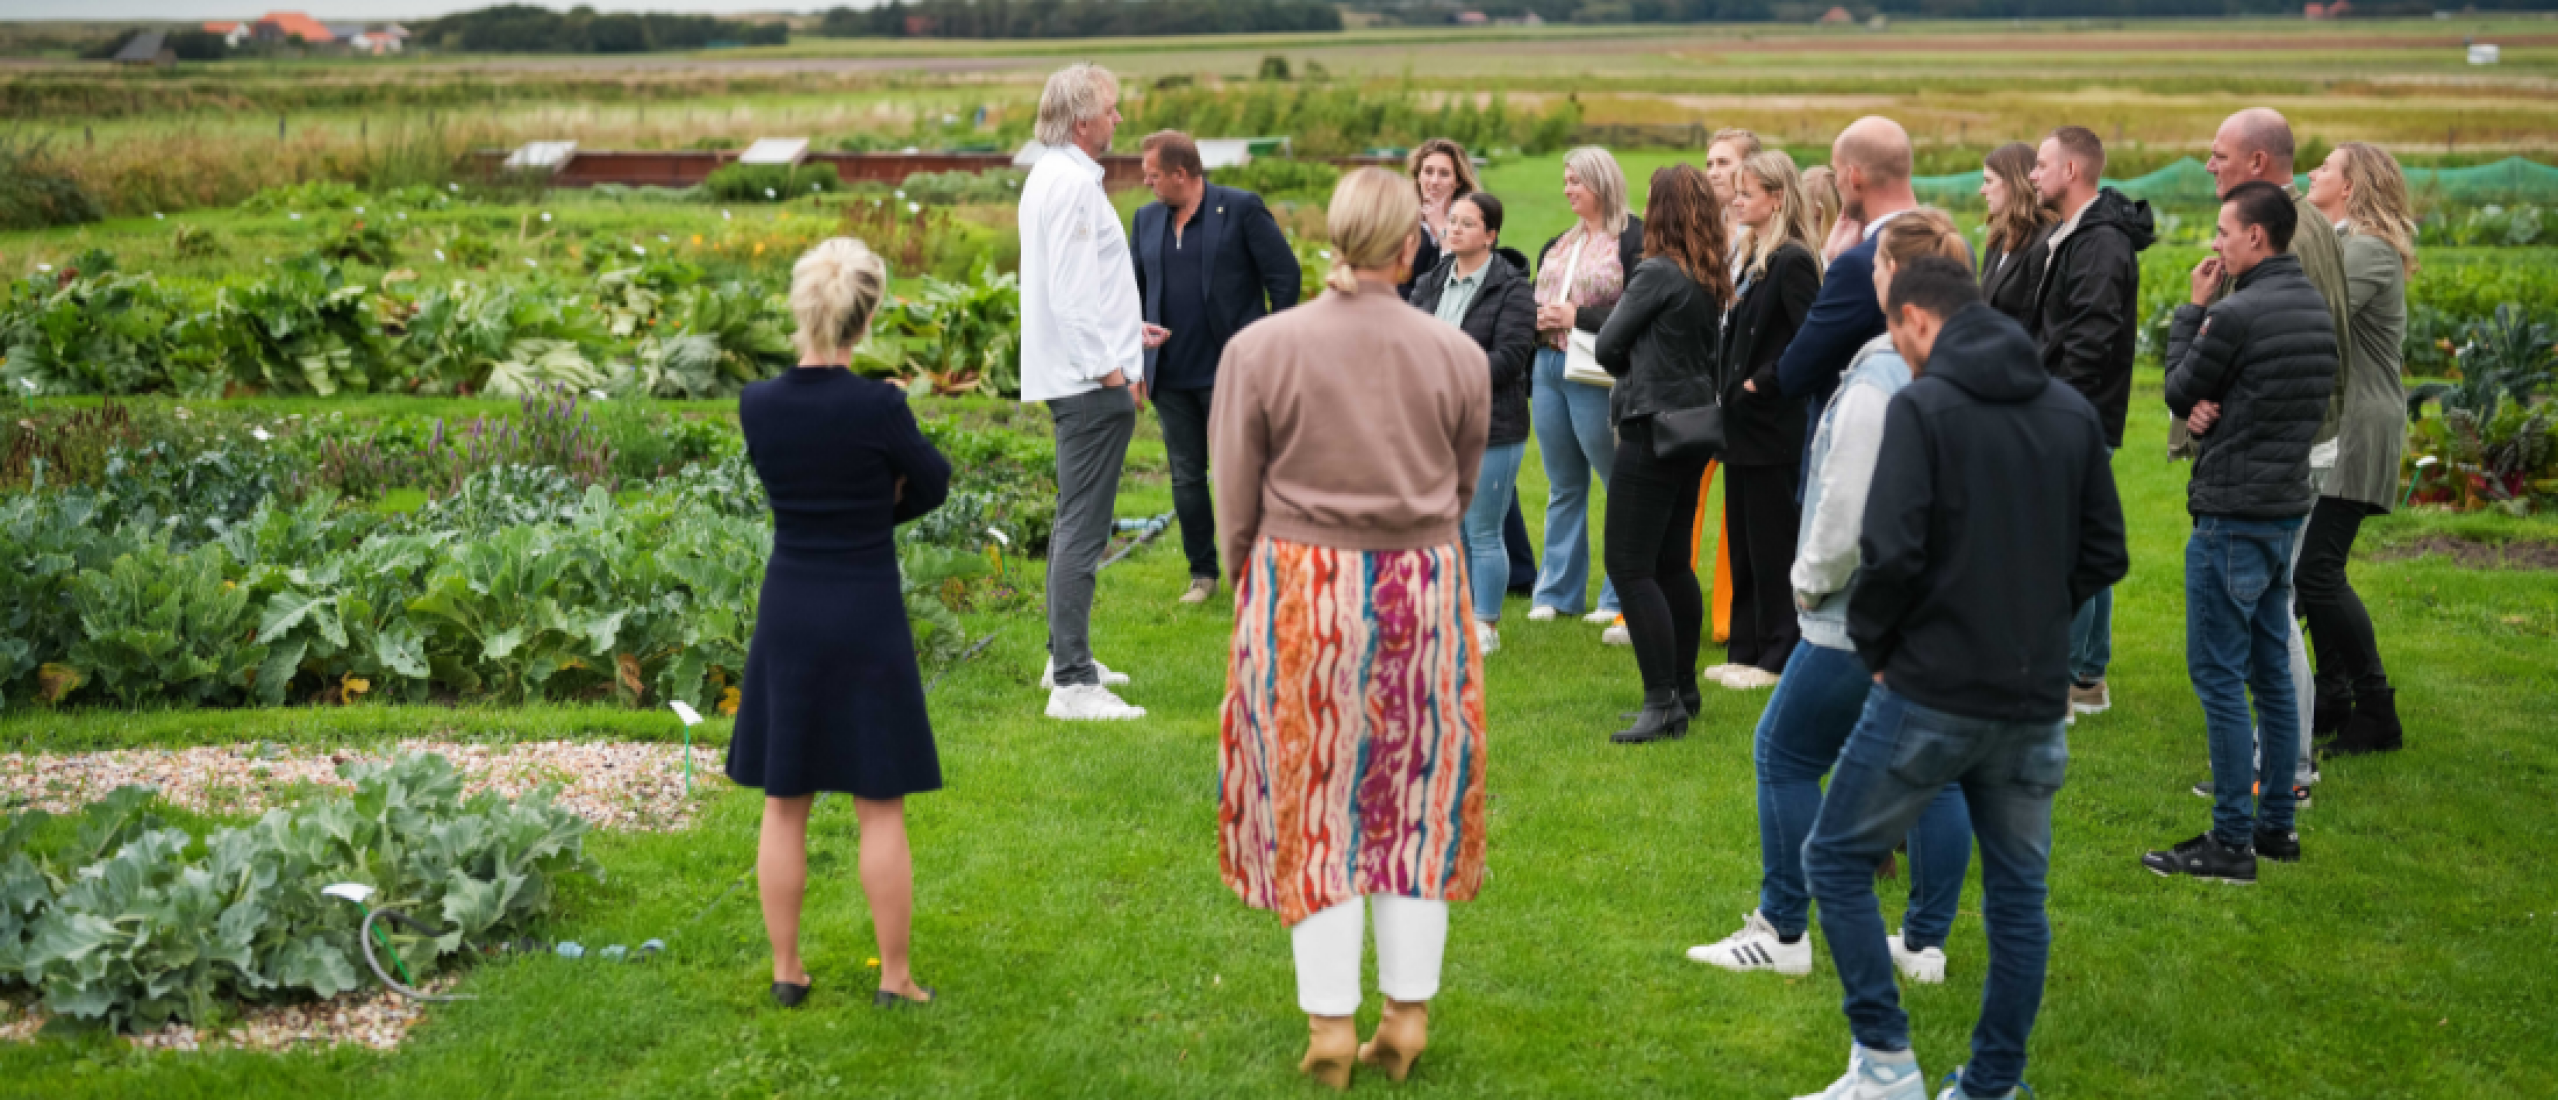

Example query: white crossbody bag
[1552,235,1616,389]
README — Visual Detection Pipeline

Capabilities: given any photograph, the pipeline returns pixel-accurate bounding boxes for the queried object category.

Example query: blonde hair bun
[789,238,889,362]
[1323,167,1422,296]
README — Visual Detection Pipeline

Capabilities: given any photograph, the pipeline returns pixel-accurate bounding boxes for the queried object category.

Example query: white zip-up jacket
[1017,144,1144,402]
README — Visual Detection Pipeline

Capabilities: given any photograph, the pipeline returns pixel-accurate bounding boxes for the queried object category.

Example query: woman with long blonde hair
[2298,140,2415,754]
[1978,141,2057,326]
[1706,150,1826,692]
[1210,166,1493,1089]
[1527,145,1645,626]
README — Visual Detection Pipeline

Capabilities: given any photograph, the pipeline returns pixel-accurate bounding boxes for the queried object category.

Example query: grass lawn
[4,371,2553,1096]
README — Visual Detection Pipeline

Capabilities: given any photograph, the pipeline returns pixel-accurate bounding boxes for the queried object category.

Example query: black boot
[2325,686,2402,757]
[1676,673,1703,719]
[2311,684,2353,740]
[1611,689,1690,744]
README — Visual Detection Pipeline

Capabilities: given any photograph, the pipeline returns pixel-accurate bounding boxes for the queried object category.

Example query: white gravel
[3,979,456,1052]
[1,740,728,832]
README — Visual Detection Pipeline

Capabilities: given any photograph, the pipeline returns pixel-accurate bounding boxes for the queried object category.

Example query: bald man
[1775,117,1926,489]
[2182,107,2351,810]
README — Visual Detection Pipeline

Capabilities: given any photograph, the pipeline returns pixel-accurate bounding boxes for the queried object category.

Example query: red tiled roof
[256,12,336,42]
[204,21,240,33]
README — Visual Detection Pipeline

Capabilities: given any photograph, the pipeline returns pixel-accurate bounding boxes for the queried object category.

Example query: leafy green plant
[865,261,1022,397]
[401,279,605,397]
[0,754,598,1033]
[704,162,843,203]
[0,267,203,396]
[170,222,225,259]
[1214,157,1342,203]
[311,219,401,267]
[201,257,394,397]
[2414,304,2557,425]
[66,541,268,707]
[897,168,1025,206]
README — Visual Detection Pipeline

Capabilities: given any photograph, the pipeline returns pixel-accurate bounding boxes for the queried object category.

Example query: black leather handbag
[1650,401,1725,462]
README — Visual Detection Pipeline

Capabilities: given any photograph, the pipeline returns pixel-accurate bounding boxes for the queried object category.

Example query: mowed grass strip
[3,376,2553,1097]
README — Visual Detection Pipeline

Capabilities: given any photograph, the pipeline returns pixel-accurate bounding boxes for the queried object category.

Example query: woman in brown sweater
[1208,167,1492,1091]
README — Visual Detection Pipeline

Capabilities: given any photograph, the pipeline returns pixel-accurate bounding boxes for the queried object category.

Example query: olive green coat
[2327,225,2410,510]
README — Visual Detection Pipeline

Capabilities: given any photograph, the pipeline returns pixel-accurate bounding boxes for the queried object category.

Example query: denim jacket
[1795,335,1912,650]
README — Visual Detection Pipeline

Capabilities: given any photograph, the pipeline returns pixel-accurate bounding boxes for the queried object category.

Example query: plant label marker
[669,701,706,796]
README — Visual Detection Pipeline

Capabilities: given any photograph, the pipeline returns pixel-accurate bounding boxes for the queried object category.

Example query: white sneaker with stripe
[1685,909,1812,976]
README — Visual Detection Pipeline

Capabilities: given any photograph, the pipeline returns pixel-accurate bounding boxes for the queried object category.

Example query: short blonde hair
[789,238,888,361]
[1034,64,1119,149]
[1322,167,1421,296]
[1564,146,1630,236]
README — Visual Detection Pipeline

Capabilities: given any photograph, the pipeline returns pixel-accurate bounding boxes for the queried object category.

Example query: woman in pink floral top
[1527,146,1647,625]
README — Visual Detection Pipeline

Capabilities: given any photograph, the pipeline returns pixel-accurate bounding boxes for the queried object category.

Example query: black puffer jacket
[2033,188,2156,448]
[2165,252,2340,520]
[1592,256,1725,426]
[1408,246,1538,447]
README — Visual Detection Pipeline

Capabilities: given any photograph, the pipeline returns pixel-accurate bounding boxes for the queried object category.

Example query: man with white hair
[1020,62,1150,721]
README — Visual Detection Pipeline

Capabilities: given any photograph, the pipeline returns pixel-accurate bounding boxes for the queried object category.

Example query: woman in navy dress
[729,237,951,1010]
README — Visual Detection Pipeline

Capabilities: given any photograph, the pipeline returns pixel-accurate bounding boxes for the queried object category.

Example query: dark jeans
[2186,514,2304,845]
[1504,492,1537,595]
[1045,386,1137,687]
[1725,463,1804,673]
[1603,419,1708,695]
[1153,385,1218,581]
[2298,495,2389,700]
[1805,685,2067,1098]
[1753,641,1972,950]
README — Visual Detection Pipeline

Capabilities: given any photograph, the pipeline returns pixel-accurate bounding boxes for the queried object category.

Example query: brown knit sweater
[1208,281,1491,577]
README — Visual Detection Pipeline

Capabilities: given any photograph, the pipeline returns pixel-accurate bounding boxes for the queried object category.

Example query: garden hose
[360,905,477,1004]
[1098,511,1177,572]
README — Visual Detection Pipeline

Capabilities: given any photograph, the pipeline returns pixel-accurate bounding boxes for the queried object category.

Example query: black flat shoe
[874,985,937,1009]
[772,979,812,1008]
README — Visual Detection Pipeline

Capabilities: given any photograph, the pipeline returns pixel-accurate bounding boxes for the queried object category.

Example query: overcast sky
[8,0,836,19]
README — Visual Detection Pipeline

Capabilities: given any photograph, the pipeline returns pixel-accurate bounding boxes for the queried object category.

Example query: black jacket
[2032,189,2155,448]
[1717,241,1821,467]
[1592,256,1725,427]
[1538,218,1647,336]
[2164,252,2340,520]
[1408,246,1538,447]
[1131,183,1303,389]
[1849,303,2129,723]
[1979,225,2051,330]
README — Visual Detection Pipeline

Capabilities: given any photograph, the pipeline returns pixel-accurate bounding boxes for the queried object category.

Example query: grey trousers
[2256,466,2328,789]
[1044,386,1137,688]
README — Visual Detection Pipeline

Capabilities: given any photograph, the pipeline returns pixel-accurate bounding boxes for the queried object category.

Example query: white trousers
[1289,895,1448,1017]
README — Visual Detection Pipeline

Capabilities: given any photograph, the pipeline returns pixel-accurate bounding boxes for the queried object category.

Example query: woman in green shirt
[2300,141,2415,756]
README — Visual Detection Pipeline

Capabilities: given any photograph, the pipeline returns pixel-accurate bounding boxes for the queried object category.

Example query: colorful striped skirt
[1219,536,1489,927]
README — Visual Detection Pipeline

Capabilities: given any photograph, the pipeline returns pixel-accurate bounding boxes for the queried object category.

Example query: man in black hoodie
[1794,257,2126,1100]
[2144,182,2339,886]
[2029,125,2154,719]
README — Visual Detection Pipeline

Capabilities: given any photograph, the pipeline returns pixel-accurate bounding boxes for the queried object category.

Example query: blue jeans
[1462,443,1527,624]
[1805,685,2067,1098]
[1529,347,1620,615]
[2068,587,2113,684]
[2186,514,2305,845]
[1754,642,1972,949]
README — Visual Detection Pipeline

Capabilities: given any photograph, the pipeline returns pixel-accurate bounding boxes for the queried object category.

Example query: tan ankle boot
[1357,998,1430,1082]
[1300,1014,1358,1090]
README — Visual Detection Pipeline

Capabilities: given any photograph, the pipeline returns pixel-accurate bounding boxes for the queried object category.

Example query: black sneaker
[2141,833,2256,883]
[2253,827,2300,863]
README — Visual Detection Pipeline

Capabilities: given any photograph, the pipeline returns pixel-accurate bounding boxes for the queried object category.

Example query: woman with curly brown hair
[1591,164,1734,743]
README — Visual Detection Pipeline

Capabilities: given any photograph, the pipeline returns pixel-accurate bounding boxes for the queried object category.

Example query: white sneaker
[1600,622,1630,647]
[1793,1043,1928,1100]
[1722,666,1782,690]
[1933,1067,2017,1099]
[1044,684,1145,721]
[1700,663,1745,686]
[1527,605,1560,622]
[1886,932,1946,984]
[1685,910,1812,976]
[1475,620,1500,656]
[1582,608,1618,624]
[1040,657,1130,690]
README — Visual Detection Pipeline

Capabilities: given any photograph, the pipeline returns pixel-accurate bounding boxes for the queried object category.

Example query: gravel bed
[3,980,455,1052]
[1,740,727,832]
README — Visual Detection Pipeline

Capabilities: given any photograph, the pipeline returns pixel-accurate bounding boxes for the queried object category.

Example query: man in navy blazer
[1131,130,1303,602]
[1777,117,1923,496]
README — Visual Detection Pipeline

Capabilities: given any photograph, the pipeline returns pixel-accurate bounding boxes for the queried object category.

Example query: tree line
[812,0,1344,39]
[410,5,788,54]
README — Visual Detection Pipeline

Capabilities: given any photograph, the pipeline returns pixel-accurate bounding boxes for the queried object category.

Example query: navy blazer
[1775,233,1886,408]
[1131,182,1303,389]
